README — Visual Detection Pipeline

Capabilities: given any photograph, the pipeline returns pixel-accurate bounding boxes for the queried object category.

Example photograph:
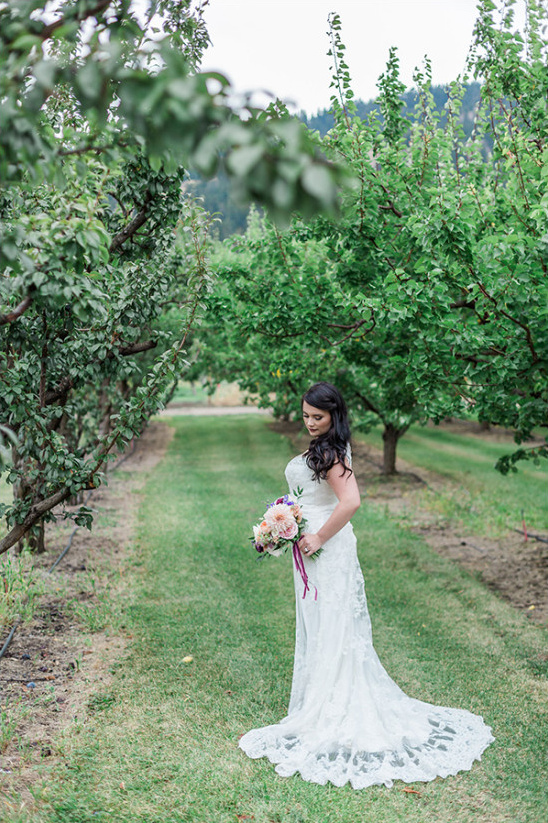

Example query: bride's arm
[298,462,361,555]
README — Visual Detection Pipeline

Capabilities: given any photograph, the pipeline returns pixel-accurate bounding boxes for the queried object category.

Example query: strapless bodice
[284,454,339,512]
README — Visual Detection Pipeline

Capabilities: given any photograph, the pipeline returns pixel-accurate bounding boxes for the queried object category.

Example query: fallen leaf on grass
[236,815,254,821]
[182,655,193,663]
[402,787,421,795]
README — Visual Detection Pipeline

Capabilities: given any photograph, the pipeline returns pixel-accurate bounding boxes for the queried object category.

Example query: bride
[239,381,494,789]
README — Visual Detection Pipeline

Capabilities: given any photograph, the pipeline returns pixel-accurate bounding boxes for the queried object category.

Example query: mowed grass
[357,424,548,537]
[10,416,548,823]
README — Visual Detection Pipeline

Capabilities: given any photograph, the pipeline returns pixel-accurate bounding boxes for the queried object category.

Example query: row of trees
[194,0,547,474]
[0,0,346,552]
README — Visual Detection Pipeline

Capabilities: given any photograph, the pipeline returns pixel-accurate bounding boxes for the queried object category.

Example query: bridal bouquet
[252,493,307,558]
[251,492,318,600]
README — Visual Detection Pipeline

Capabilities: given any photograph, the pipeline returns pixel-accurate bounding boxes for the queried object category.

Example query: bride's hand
[298,533,322,557]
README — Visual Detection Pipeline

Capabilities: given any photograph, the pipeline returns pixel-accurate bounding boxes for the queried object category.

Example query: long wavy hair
[302,382,352,481]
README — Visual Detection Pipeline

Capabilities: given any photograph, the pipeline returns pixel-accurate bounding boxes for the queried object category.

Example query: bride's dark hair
[302,382,352,481]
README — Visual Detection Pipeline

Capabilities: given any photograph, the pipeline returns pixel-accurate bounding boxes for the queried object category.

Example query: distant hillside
[186,173,250,239]
[301,82,482,138]
[193,83,482,239]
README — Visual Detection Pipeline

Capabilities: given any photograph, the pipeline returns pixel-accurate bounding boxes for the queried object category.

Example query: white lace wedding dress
[239,451,494,789]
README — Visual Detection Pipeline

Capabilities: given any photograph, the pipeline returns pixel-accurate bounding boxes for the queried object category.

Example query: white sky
[200,0,487,114]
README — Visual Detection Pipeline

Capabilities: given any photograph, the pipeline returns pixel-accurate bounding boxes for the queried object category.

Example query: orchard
[1,0,547,555]
[1,4,547,819]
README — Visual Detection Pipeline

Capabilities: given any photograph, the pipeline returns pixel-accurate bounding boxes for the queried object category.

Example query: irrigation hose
[513,528,548,545]
[0,618,21,662]
[47,488,95,574]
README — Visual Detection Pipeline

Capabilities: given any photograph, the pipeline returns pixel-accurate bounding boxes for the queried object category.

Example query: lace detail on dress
[239,449,494,789]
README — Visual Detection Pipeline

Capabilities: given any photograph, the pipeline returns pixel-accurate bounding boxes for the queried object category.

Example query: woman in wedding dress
[239,382,494,789]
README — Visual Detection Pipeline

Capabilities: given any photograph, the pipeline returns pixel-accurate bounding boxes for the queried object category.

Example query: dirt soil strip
[0,422,173,811]
[160,403,270,416]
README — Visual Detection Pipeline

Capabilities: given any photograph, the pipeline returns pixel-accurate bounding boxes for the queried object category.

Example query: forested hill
[191,82,482,238]
[301,81,482,137]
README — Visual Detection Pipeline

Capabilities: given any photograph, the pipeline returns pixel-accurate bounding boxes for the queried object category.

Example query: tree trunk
[381,423,405,475]
[11,447,47,553]
[27,521,46,553]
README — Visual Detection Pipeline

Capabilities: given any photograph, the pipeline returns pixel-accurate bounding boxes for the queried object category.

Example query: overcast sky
[199,0,522,115]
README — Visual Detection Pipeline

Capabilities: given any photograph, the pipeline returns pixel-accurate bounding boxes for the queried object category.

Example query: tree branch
[474,278,539,361]
[328,314,376,346]
[58,142,115,157]
[0,294,33,326]
[40,0,114,41]
[354,390,382,419]
[0,488,72,555]
[109,191,152,253]
[116,340,157,356]
[44,376,74,406]
[378,202,403,219]
[450,299,477,309]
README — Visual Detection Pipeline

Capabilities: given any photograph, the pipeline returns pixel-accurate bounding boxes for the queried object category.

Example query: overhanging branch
[109,192,152,253]
[0,488,72,555]
[40,0,114,40]
[116,340,157,356]
[0,294,33,326]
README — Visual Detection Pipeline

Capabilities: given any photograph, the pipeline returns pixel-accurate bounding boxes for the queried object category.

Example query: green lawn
[357,424,548,537]
[8,416,548,823]
[169,380,210,404]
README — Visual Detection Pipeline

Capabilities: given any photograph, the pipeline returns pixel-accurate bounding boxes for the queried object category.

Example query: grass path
[18,416,548,823]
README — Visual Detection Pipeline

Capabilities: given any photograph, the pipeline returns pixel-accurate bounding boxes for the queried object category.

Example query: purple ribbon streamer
[292,541,318,601]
